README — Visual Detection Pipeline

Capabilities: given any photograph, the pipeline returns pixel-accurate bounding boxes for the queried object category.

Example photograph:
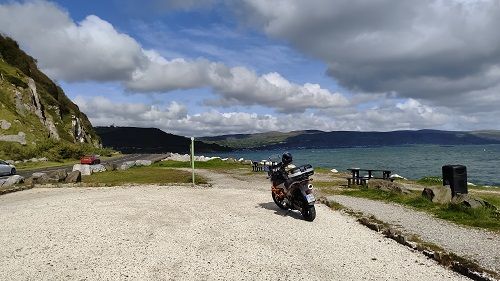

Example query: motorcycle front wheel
[301,205,316,221]
[272,192,288,210]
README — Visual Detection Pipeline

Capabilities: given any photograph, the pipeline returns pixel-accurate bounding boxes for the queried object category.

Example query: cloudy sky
[1,0,499,136]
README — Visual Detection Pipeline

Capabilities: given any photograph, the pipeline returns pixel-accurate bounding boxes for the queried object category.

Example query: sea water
[207,144,500,186]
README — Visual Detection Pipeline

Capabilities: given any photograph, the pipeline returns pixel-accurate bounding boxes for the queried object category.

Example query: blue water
[206,144,500,186]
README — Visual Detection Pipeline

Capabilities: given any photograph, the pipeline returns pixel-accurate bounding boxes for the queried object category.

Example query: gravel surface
[0,171,470,280]
[327,195,500,273]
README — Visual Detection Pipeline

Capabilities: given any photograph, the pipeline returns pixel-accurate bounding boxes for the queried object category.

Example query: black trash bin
[442,165,467,196]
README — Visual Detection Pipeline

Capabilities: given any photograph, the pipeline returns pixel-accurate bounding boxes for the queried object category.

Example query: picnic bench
[252,161,264,172]
[346,168,393,186]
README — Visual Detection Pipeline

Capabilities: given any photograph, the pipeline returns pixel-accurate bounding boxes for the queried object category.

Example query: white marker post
[190,137,195,186]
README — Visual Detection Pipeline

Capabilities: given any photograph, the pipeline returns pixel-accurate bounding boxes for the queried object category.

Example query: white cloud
[238,0,500,110]
[74,96,188,122]
[0,0,347,113]
[2,0,499,133]
[75,96,482,136]
[0,1,145,81]
[75,96,344,136]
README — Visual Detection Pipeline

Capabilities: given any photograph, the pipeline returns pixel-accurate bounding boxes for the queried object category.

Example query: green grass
[83,166,207,186]
[16,159,77,170]
[339,187,500,231]
[156,159,249,170]
[474,193,500,209]
[416,176,443,186]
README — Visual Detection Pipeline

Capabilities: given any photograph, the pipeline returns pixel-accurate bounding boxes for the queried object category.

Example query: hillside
[200,130,322,149]
[95,126,231,153]
[0,35,100,159]
[201,129,500,150]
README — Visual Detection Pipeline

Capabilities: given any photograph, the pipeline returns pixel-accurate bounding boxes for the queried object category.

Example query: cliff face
[0,35,100,147]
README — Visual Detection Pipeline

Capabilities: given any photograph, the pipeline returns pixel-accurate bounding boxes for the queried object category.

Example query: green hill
[200,130,322,149]
[200,129,500,150]
[0,35,102,160]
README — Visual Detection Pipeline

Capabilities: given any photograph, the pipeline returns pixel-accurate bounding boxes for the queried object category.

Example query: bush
[0,139,114,161]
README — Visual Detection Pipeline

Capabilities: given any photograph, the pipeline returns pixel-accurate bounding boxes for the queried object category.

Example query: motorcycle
[266,160,316,221]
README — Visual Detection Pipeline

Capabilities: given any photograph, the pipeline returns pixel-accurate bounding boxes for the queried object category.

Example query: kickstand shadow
[257,202,303,220]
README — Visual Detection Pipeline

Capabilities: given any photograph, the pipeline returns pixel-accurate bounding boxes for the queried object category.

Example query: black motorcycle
[266,153,316,222]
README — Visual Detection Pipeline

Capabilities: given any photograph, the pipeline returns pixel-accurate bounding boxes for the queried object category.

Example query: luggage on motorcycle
[288,164,314,180]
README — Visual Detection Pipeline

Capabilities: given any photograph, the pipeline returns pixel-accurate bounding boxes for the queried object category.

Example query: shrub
[0,139,115,161]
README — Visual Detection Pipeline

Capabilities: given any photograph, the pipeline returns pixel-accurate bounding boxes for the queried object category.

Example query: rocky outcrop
[0,35,101,149]
[0,119,11,130]
[1,175,24,187]
[25,172,50,185]
[27,78,60,140]
[451,194,497,210]
[70,115,96,144]
[13,89,25,114]
[119,161,136,170]
[162,153,232,162]
[65,171,81,183]
[90,164,106,173]
[390,174,407,180]
[73,164,92,176]
[135,160,152,166]
[422,186,452,204]
[72,164,107,175]
[47,169,68,182]
[104,163,117,171]
[0,132,26,145]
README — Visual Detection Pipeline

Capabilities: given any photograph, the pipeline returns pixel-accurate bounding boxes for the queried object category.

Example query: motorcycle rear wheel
[272,192,288,210]
[301,205,316,221]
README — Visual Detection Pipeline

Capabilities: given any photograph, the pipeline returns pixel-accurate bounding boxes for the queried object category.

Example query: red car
[80,155,101,165]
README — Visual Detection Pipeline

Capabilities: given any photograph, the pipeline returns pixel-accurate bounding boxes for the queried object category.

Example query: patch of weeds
[323,200,345,210]
[416,176,443,186]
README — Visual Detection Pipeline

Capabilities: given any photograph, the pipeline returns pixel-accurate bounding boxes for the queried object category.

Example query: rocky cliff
[0,35,100,148]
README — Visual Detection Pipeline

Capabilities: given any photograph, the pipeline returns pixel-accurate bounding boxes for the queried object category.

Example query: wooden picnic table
[346,168,393,186]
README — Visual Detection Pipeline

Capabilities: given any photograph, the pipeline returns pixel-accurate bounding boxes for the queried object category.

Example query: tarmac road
[16,154,168,178]
[0,181,469,280]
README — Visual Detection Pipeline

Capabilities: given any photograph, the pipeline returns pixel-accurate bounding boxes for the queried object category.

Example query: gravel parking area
[0,172,470,280]
[327,195,500,273]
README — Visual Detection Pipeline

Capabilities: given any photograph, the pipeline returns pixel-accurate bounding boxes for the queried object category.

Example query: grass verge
[15,159,77,170]
[83,167,207,186]
[156,159,249,170]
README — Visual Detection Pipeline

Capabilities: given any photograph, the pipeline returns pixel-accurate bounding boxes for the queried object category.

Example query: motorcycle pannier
[288,164,314,179]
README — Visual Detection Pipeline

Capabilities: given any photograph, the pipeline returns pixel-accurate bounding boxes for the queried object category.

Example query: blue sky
[1,0,499,136]
[54,0,342,116]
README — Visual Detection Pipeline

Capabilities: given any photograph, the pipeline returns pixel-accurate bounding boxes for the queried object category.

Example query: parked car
[0,160,16,176]
[80,155,101,165]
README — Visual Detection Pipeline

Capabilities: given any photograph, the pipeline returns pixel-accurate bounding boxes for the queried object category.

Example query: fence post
[191,137,195,186]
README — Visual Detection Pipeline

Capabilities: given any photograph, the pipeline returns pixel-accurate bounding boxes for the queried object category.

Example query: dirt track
[0,171,469,280]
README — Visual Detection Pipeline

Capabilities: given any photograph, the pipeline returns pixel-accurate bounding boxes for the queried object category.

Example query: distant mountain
[95,126,231,154]
[200,130,322,149]
[0,35,100,150]
[201,129,500,150]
